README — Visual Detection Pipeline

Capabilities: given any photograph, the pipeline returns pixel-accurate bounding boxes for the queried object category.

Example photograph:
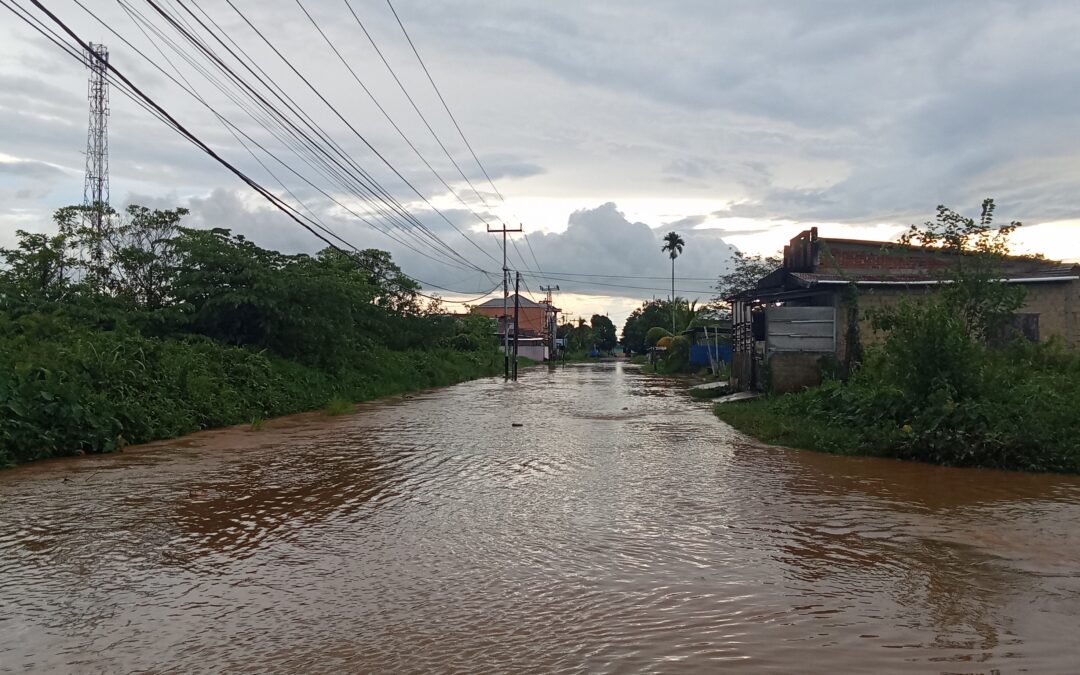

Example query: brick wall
[471,305,547,335]
[819,240,952,277]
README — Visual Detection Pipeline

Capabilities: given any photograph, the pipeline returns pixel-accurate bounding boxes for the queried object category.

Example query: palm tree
[661,231,685,333]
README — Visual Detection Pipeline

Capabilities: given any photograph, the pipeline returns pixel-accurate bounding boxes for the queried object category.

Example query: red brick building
[471,294,555,339]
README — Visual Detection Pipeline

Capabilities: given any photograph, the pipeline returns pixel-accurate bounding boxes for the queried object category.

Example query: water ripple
[2,362,1080,673]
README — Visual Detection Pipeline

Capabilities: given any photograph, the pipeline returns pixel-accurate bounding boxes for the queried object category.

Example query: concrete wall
[518,344,547,362]
[833,279,1080,361]
[767,352,829,393]
[1022,280,1080,348]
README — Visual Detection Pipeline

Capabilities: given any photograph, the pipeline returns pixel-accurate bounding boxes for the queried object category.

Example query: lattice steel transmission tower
[83,43,110,234]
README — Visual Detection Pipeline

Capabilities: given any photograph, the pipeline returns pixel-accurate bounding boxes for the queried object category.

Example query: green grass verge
[713,397,869,455]
[0,327,504,467]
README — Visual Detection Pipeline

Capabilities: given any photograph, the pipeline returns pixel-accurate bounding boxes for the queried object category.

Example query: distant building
[729,228,1080,392]
[471,293,560,360]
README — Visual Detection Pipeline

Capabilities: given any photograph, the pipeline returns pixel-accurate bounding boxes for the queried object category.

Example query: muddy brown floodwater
[3,362,1080,673]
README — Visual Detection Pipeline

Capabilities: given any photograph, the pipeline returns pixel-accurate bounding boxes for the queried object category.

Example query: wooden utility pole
[512,272,521,381]
[488,222,522,380]
[540,284,559,358]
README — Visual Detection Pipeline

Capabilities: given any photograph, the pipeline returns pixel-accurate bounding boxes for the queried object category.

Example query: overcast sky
[3,0,1080,327]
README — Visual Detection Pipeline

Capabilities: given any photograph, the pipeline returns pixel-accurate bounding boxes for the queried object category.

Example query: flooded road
[3,362,1080,673]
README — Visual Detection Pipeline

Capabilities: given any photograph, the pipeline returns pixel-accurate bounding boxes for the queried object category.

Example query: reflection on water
[2,362,1079,673]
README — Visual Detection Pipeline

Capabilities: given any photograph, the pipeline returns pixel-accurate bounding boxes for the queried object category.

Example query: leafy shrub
[645,327,672,347]
[717,200,1080,473]
[0,205,507,467]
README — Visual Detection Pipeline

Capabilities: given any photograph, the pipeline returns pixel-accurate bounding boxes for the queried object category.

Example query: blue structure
[689,343,732,367]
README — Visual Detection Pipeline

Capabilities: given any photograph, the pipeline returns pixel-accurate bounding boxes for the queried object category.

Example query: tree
[108,205,188,309]
[591,314,617,351]
[644,326,672,347]
[564,318,594,353]
[713,251,782,307]
[890,198,1026,341]
[661,231,685,333]
[899,198,1019,255]
[0,229,75,303]
[670,297,703,334]
[621,300,672,353]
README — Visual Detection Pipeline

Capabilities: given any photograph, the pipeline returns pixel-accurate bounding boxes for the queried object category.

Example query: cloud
[662,214,706,230]
[521,202,736,297]
[0,158,68,179]
[98,195,734,309]
[2,0,1079,319]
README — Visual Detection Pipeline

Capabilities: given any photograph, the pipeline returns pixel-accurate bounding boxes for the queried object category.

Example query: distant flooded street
[2,362,1080,673]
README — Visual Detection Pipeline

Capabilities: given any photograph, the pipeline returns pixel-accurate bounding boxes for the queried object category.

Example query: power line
[136,0,490,275]
[384,0,504,202]
[154,0,492,274]
[292,0,507,263]
[341,0,505,229]
[9,0,493,304]
[520,270,722,282]
[518,271,717,295]
[444,280,502,305]
[218,0,503,267]
[100,0,489,275]
[359,0,549,285]
[523,231,549,282]
[370,0,510,266]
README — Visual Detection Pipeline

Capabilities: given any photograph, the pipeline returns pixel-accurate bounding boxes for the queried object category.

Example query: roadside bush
[644,327,672,347]
[719,304,1080,472]
[653,336,694,374]
[0,205,506,467]
[0,323,503,467]
[716,200,1080,473]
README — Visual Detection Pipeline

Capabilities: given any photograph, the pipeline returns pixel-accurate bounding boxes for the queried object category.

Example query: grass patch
[714,398,869,455]
[324,395,354,416]
[715,339,1080,473]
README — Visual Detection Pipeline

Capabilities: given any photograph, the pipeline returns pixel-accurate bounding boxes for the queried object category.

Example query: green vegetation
[623,299,729,374]
[324,395,355,416]
[557,314,617,354]
[644,325,671,347]
[717,339,1080,470]
[661,231,685,333]
[0,204,501,467]
[653,335,692,374]
[591,314,618,351]
[717,200,1080,473]
[712,251,782,306]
